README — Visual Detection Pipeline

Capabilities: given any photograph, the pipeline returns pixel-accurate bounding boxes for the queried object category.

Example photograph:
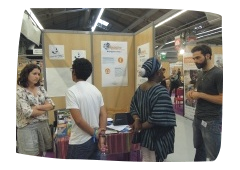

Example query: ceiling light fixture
[197,30,222,39]
[165,40,175,45]
[196,27,222,35]
[98,18,109,26]
[26,8,44,30]
[91,8,105,32]
[155,10,187,28]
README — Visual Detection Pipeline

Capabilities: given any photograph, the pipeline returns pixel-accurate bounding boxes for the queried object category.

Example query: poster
[101,41,128,87]
[46,67,92,97]
[183,52,199,120]
[136,43,150,89]
[214,54,223,69]
[49,45,65,60]
[71,50,86,62]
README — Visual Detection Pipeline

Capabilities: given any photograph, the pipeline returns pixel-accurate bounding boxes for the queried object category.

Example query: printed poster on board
[101,41,128,87]
[49,45,65,60]
[71,50,92,84]
[71,50,86,62]
[136,43,150,90]
[183,52,199,120]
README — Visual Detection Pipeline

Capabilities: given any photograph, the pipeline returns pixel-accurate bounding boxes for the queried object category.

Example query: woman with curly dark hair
[16,63,55,156]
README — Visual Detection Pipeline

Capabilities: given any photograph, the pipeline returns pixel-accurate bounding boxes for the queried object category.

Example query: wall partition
[43,30,92,124]
[42,24,155,124]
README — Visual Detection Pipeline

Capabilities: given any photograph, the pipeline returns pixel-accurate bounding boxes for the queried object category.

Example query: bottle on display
[100,147,107,160]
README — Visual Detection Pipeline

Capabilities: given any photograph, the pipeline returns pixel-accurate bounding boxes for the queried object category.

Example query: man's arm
[99,105,107,130]
[190,91,222,105]
[70,108,96,136]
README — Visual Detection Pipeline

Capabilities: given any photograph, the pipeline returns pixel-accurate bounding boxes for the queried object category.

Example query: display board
[43,30,92,124]
[42,25,155,124]
[92,33,135,114]
[134,24,155,90]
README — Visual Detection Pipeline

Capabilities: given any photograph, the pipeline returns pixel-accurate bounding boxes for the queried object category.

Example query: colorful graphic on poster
[49,45,65,60]
[136,43,149,89]
[101,41,128,87]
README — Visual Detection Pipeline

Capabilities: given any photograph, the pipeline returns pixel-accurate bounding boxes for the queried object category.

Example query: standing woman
[16,64,55,156]
[130,57,176,162]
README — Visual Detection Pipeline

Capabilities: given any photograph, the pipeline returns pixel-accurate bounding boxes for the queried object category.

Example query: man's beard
[195,57,207,69]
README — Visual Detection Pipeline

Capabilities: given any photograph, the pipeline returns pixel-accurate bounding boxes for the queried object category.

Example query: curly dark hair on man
[17,64,41,87]
[191,44,212,59]
[72,58,92,81]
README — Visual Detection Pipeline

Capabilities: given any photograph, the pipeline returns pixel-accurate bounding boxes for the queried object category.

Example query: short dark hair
[72,58,92,81]
[191,44,212,59]
[17,64,41,87]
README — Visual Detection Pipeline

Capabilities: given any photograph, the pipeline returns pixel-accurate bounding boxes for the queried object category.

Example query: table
[54,132,141,161]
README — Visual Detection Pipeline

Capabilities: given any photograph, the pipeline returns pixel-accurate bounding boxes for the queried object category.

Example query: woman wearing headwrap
[130,57,176,162]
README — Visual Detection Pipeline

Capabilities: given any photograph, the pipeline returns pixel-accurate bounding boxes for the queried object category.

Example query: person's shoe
[185,166,194,170]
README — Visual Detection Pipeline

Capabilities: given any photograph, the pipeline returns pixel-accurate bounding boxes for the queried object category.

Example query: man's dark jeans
[193,117,227,170]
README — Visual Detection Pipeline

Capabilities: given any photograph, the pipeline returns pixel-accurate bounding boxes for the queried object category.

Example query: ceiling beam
[121,9,159,33]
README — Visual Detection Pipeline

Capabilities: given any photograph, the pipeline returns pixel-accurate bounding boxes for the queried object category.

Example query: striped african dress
[130,84,176,162]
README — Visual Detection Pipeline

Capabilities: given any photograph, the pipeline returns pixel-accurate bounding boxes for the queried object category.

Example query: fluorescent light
[26,8,44,30]
[99,18,109,26]
[155,0,206,28]
[196,27,222,35]
[91,8,105,32]
[197,30,222,39]
[165,40,175,45]
[0,40,7,45]
[226,42,240,46]
[155,10,187,28]
[223,25,240,32]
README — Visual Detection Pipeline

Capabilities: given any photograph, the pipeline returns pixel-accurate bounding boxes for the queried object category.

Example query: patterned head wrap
[139,57,162,78]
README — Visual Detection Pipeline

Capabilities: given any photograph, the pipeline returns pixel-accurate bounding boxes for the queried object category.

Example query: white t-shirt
[65,81,104,144]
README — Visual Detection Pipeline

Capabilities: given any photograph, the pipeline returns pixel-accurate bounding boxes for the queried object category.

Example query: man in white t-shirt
[65,58,107,159]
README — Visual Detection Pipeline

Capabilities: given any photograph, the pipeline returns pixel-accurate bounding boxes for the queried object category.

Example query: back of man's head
[72,58,92,81]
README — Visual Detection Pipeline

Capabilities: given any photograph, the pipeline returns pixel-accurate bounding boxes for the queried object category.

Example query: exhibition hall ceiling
[21,8,222,53]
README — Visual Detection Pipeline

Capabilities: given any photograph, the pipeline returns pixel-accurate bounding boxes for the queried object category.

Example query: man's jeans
[193,117,222,161]
[66,138,100,159]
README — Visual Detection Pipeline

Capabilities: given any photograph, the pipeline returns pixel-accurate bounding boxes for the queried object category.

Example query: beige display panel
[43,31,91,124]
[92,33,135,118]
[134,25,155,90]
